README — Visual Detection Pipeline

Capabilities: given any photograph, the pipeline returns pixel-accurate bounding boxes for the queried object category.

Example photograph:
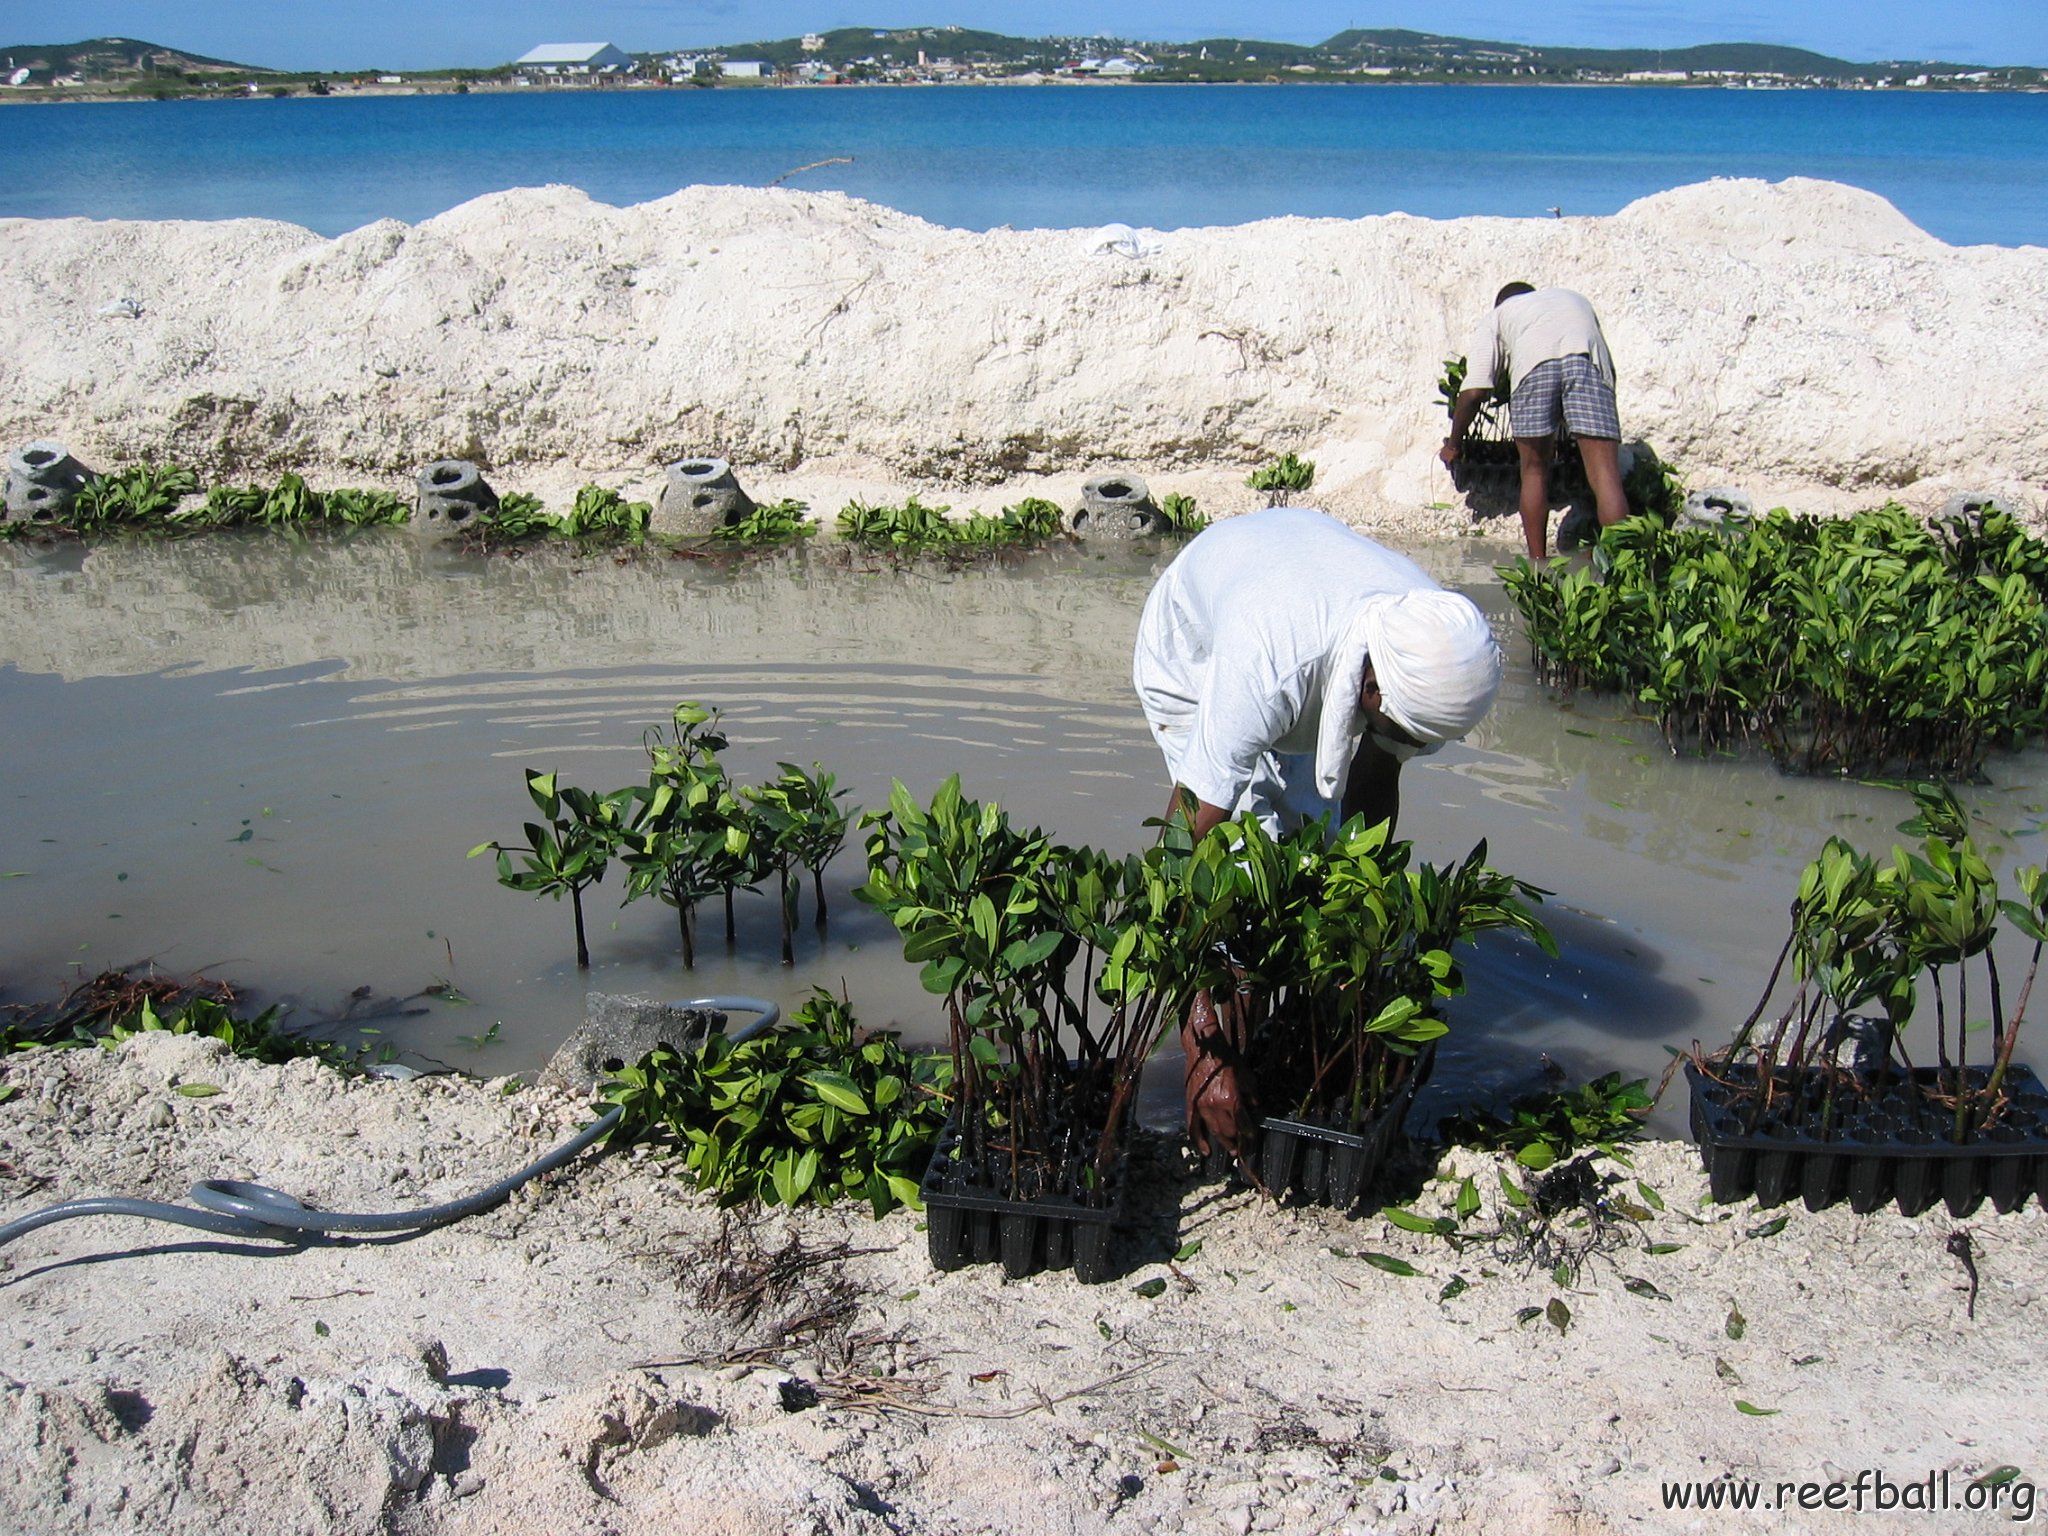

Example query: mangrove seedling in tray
[1221,814,1556,1138]
[1695,782,2048,1162]
[856,776,1238,1207]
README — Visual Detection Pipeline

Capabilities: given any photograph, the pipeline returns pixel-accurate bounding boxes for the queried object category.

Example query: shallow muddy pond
[4,530,2045,1134]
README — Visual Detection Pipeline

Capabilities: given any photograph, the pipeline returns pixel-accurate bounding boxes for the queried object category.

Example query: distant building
[802,34,826,52]
[719,61,767,78]
[514,43,633,77]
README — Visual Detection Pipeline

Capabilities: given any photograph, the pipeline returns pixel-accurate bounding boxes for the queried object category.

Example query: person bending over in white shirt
[1130,506,1504,1158]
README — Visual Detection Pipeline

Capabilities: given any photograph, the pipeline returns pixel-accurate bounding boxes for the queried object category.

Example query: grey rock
[1070,473,1164,539]
[537,993,724,1093]
[654,455,754,535]
[411,459,497,541]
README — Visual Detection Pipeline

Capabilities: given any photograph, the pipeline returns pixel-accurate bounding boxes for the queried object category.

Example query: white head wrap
[1314,590,1503,797]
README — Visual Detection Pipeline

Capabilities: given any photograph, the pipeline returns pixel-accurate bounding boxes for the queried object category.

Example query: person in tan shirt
[1440,282,1629,560]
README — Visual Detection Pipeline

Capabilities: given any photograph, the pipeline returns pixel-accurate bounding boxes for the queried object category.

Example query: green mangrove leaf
[1359,1252,1420,1277]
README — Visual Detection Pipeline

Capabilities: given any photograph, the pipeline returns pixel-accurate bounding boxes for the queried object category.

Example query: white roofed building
[514,43,634,76]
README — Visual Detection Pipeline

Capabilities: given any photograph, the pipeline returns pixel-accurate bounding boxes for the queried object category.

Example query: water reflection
[1,530,2041,1129]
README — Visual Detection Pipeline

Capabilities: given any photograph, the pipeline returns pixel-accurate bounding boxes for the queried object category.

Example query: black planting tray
[1687,1061,2048,1218]
[1259,1045,1432,1212]
[919,1118,1124,1284]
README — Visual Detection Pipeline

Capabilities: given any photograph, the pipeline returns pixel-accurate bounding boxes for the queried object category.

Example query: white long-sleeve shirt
[1131,507,1443,814]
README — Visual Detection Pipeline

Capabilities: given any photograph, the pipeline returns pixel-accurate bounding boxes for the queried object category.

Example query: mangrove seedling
[835,496,955,549]
[742,763,855,963]
[1246,454,1316,506]
[713,498,815,543]
[601,986,953,1216]
[320,487,411,527]
[615,702,744,969]
[1501,504,2048,779]
[558,484,652,540]
[470,770,624,968]
[1158,491,1208,534]
[67,463,201,531]
[474,491,555,544]
[857,776,1238,1201]
[1438,1072,1653,1170]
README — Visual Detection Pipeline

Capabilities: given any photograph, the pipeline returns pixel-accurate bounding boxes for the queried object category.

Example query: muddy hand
[1181,988,1258,1163]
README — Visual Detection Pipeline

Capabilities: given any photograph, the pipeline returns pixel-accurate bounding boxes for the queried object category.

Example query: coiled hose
[0,996,779,1251]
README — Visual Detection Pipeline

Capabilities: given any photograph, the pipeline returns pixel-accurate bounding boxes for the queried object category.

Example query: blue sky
[6,2,2043,72]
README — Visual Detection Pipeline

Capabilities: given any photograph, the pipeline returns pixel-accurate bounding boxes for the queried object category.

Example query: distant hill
[1316,29,1993,77]
[0,37,267,81]
[685,24,2022,78]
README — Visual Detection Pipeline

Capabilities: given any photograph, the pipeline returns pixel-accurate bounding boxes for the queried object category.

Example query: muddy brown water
[3,529,2044,1136]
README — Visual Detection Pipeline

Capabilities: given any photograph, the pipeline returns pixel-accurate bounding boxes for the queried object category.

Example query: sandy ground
[2,177,2044,537]
[2,1031,2042,1535]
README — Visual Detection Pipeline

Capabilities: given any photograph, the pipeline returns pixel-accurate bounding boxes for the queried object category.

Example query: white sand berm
[0,177,2042,533]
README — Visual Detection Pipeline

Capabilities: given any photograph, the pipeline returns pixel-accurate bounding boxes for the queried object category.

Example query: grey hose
[0,995,780,1251]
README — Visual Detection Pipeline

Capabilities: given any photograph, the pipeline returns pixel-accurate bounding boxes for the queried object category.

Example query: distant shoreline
[5,75,2044,106]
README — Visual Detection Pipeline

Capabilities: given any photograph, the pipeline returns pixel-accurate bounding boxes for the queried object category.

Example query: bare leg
[1577,435,1629,528]
[1515,435,1554,560]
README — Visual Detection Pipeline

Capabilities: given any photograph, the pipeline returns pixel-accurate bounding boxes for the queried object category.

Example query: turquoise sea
[2,84,2045,245]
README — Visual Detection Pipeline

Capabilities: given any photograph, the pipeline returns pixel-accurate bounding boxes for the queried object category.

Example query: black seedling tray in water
[1687,1062,2048,1218]
[1260,1046,1433,1212]
[920,1117,1124,1284]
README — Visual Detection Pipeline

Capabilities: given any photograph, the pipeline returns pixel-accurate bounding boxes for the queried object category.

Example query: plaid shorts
[1509,354,1621,440]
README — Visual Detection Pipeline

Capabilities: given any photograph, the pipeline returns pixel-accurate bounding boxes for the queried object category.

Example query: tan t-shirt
[1462,287,1616,396]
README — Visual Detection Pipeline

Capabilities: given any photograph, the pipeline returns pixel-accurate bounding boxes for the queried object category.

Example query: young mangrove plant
[557,484,653,540]
[470,490,555,545]
[1158,491,1209,534]
[1438,1072,1653,1171]
[836,496,955,548]
[470,770,623,969]
[64,463,201,531]
[1246,453,1316,507]
[742,763,854,964]
[713,498,816,544]
[1438,355,1509,449]
[834,495,1065,556]
[600,986,952,1216]
[616,703,748,970]
[1501,504,2048,779]
[1,967,357,1069]
[1698,783,2048,1147]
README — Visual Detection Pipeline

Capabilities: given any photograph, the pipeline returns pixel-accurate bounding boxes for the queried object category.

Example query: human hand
[1438,437,1461,467]
[1182,989,1258,1163]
